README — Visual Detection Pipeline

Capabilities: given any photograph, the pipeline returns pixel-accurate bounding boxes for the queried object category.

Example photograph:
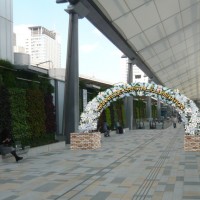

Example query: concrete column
[157,99,161,120]
[62,11,79,144]
[132,99,137,129]
[127,59,133,84]
[125,58,134,130]
[146,96,152,121]
[124,98,133,130]
[54,79,59,135]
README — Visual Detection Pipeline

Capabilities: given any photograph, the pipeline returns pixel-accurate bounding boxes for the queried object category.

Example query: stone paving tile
[34,183,62,192]
[90,191,112,200]
[1,124,200,199]
[1,195,19,200]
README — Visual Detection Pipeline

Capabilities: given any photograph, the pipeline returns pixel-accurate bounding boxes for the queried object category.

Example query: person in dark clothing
[0,128,23,162]
[116,121,123,134]
[172,116,178,128]
[102,121,110,137]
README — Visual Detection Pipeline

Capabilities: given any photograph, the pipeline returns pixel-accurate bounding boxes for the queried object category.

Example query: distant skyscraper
[0,0,13,62]
[120,57,128,83]
[14,25,61,69]
[132,65,149,83]
[121,57,149,83]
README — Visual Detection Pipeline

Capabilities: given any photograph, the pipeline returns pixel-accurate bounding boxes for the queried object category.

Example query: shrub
[0,59,14,69]
[105,107,111,128]
[9,88,31,144]
[44,94,56,134]
[0,86,12,130]
[26,89,46,137]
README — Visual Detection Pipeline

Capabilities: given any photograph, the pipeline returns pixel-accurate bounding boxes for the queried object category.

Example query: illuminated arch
[79,82,199,135]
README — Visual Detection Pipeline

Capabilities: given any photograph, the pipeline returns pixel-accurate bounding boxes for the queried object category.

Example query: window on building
[135,75,141,79]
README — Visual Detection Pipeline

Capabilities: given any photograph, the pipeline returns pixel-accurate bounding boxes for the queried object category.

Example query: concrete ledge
[70,132,101,150]
[184,135,200,151]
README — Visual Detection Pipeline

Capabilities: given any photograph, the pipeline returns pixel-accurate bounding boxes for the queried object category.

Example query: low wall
[184,135,200,151]
[70,132,101,150]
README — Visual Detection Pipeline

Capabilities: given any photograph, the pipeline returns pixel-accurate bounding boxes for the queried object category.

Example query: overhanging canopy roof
[80,0,200,101]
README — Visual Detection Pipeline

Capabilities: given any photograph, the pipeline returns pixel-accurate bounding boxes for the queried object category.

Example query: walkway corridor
[1,124,200,200]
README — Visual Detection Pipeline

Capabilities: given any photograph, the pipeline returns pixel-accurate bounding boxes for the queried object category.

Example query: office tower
[14,25,61,69]
[0,0,13,62]
[132,65,149,83]
[121,57,149,83]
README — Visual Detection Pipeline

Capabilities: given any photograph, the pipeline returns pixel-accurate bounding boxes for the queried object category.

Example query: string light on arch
[79,82,199,135]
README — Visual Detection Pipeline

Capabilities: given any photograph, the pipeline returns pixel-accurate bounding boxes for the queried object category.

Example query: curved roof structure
[80,0,200,101]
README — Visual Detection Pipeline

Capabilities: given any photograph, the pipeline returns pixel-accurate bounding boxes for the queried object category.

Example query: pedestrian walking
[172,116,178,128]
[0,128,23,162]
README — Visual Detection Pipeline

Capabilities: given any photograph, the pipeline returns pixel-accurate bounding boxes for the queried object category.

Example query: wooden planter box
[70,132,101,150]
[184,135,200,151]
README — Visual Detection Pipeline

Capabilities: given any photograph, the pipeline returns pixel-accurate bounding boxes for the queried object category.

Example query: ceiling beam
[81,0,163,85]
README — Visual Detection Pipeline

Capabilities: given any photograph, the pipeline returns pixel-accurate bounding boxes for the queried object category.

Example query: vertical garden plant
[9,88,31,145]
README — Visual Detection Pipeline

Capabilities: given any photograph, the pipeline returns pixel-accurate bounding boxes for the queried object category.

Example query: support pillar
[157,99,161,120]
[62,10,79,144]
[146,96,152,121]
[125,58,134,130]
[54,79,59,135]
[132,99,137,129]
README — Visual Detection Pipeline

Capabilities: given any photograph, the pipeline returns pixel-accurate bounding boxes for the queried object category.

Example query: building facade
[132,64,149,83]
[121,57,149,83]
[0,0,13,62]
[14,26,61,69]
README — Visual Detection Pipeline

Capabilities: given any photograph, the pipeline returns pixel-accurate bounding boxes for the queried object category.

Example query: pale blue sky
[13,0,124,84]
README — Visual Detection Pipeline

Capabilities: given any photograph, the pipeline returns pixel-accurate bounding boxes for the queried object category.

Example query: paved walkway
[0,124,200,200]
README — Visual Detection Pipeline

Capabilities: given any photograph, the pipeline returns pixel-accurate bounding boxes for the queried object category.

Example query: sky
[13,0,125,84]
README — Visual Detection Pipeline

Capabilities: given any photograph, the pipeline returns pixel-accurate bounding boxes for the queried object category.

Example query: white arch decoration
[79,82,200,135]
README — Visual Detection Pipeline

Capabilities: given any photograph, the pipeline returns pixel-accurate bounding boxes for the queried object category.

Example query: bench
[1,141,30,159]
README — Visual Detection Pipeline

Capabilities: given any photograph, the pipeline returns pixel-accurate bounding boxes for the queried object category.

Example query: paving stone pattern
[0,123,200,200]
